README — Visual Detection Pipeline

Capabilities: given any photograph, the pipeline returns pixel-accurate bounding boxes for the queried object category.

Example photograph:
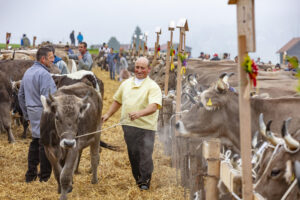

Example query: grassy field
[88,48,99,55]
[0,43,21,49]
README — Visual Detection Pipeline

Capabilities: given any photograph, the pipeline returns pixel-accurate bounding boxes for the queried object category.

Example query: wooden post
[138,35,143,57]
[143,32,148,57]
[6,33,11,50]
[229,1,255,199]
[151,27,161,66]
[164,21,175,96]
[175,18,188,122]
[33,36,37,48]
[203,139,220,200]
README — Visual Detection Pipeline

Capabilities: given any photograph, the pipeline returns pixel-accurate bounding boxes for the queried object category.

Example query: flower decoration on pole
[157,45,161,57]
[178,52,188,75]
[170,46,175,71]
[242,54,258,87]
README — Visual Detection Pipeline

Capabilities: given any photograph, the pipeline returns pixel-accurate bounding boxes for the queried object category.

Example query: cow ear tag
[207,98,212,106]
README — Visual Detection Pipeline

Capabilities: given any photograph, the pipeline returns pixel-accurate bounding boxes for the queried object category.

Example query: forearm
[138,103,158,117]
[106,101,122,118]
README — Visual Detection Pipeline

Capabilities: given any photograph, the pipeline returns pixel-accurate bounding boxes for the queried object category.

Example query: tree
[107,36,120,51]
[131,26,144,51]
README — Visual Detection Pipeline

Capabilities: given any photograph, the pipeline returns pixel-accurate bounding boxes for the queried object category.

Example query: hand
[78,54,83,60]
[101,113,110,123]
[128,111,141,121]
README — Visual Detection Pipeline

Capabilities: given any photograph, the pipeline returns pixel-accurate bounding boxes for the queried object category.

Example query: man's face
[110,48,113,53]
[41,52,54,67]
[134,62,150,79]
[79,44,86,54]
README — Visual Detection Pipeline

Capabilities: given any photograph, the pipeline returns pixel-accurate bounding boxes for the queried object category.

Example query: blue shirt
[69,51,93,71]
[18,61,57,114]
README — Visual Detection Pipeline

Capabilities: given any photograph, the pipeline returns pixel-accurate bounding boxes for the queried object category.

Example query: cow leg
[44,147,62,194]
[90,135,100,184]
[74,149,82,174]
[60,149,78,200]
[21,118,29,139]
[4,123,15,143]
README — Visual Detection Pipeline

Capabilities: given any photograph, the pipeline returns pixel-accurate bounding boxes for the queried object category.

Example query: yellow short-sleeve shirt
[113,76,162,131]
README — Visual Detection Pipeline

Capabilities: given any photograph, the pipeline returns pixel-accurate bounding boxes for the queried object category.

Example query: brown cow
[40,82,102,200]
[0,71,15,143]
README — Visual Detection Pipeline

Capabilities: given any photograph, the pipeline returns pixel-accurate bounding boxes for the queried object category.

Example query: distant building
[277,37,300,64]
[120,44,131,51]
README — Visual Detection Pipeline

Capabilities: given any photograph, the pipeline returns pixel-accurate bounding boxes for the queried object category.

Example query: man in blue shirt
[69,42,93,71]
[18,47,57,182]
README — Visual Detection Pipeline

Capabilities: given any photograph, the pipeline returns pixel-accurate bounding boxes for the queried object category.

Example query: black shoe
[139,184,149,190]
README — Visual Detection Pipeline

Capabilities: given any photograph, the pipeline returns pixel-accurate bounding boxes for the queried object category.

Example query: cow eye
[271,169,281,177]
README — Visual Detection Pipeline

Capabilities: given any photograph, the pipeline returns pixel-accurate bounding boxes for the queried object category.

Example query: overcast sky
[1,0,299,63]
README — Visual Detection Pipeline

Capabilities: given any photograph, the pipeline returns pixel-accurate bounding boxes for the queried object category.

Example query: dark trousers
[122,125,155,186]
[25,138,52,182]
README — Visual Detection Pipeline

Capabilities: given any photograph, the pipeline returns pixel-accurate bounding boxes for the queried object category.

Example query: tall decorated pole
[175,18,189,122]
[151,27,161,67]
[6,32,11,50]
[33,36,37,48]
[228,0,256,199]
[143,32,148,57]
[132,34,137,58]
[138,35,143,57]
[164,20,175,96]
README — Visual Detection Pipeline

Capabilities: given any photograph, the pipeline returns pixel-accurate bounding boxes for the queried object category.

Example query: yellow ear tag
[291,173,295,182]
[207,98,212,106]
[170,63,175,71]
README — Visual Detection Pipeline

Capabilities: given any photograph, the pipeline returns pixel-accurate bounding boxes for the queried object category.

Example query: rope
[281,179,298,200]
[75,116,130,139]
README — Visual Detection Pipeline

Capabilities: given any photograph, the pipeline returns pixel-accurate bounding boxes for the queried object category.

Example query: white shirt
[134,77,145,86]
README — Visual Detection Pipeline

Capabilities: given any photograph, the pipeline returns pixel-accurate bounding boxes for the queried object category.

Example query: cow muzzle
[60,138,76,149]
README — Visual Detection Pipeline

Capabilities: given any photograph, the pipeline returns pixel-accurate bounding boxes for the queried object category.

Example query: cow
[11,80,29,138]
[0,60,60,81]
[254,117,300,199]
[40,82,102,200]
[0,71,15,143]
[175,74,300,153]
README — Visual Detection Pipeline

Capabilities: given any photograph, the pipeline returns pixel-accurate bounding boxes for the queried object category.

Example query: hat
[213,53,218,57]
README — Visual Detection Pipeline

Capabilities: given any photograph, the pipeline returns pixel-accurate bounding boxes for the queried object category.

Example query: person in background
[47,45,69,74]
[18,47,57,183]
[285,56,299,72]
[102,57,162,190]
[211,53,220,61]
[69,42,93,71]
[198,52,205,59]
[21,34,30,48]
[64,45,74,55]
[77,32,83,45]
[119,53,129,81]
[70,30,75,46]
[107,48,118,80]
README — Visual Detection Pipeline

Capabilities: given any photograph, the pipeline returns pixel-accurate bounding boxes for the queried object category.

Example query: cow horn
[265,120,282,146]
[252,131,259,149]
[219,72,227,79]
[48,89,55,102]
[282,118,300,150]
[222,72,234,86]
[259,113,267,138]
[294,161,300,189]
[181,92,197,104]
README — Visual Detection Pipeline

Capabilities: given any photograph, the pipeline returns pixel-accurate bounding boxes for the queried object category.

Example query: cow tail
[100,140,122,152]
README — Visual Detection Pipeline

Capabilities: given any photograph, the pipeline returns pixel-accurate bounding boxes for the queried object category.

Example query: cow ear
[41,95,56,113]
[79,103,90,118]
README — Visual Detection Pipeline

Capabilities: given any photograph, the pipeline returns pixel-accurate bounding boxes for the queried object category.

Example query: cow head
[41,92,90,149]
[254,117,300,199]
[175,73,240,150]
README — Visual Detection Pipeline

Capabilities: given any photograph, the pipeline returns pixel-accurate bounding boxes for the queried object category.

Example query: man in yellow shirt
[102,57,162,190]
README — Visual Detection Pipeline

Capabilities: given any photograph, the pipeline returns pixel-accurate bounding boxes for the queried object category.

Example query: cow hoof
[74,170,81,174]
[91,178,98,184]
[58,186,61,194]
[67,186,73,193]
[8,139,15,144]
